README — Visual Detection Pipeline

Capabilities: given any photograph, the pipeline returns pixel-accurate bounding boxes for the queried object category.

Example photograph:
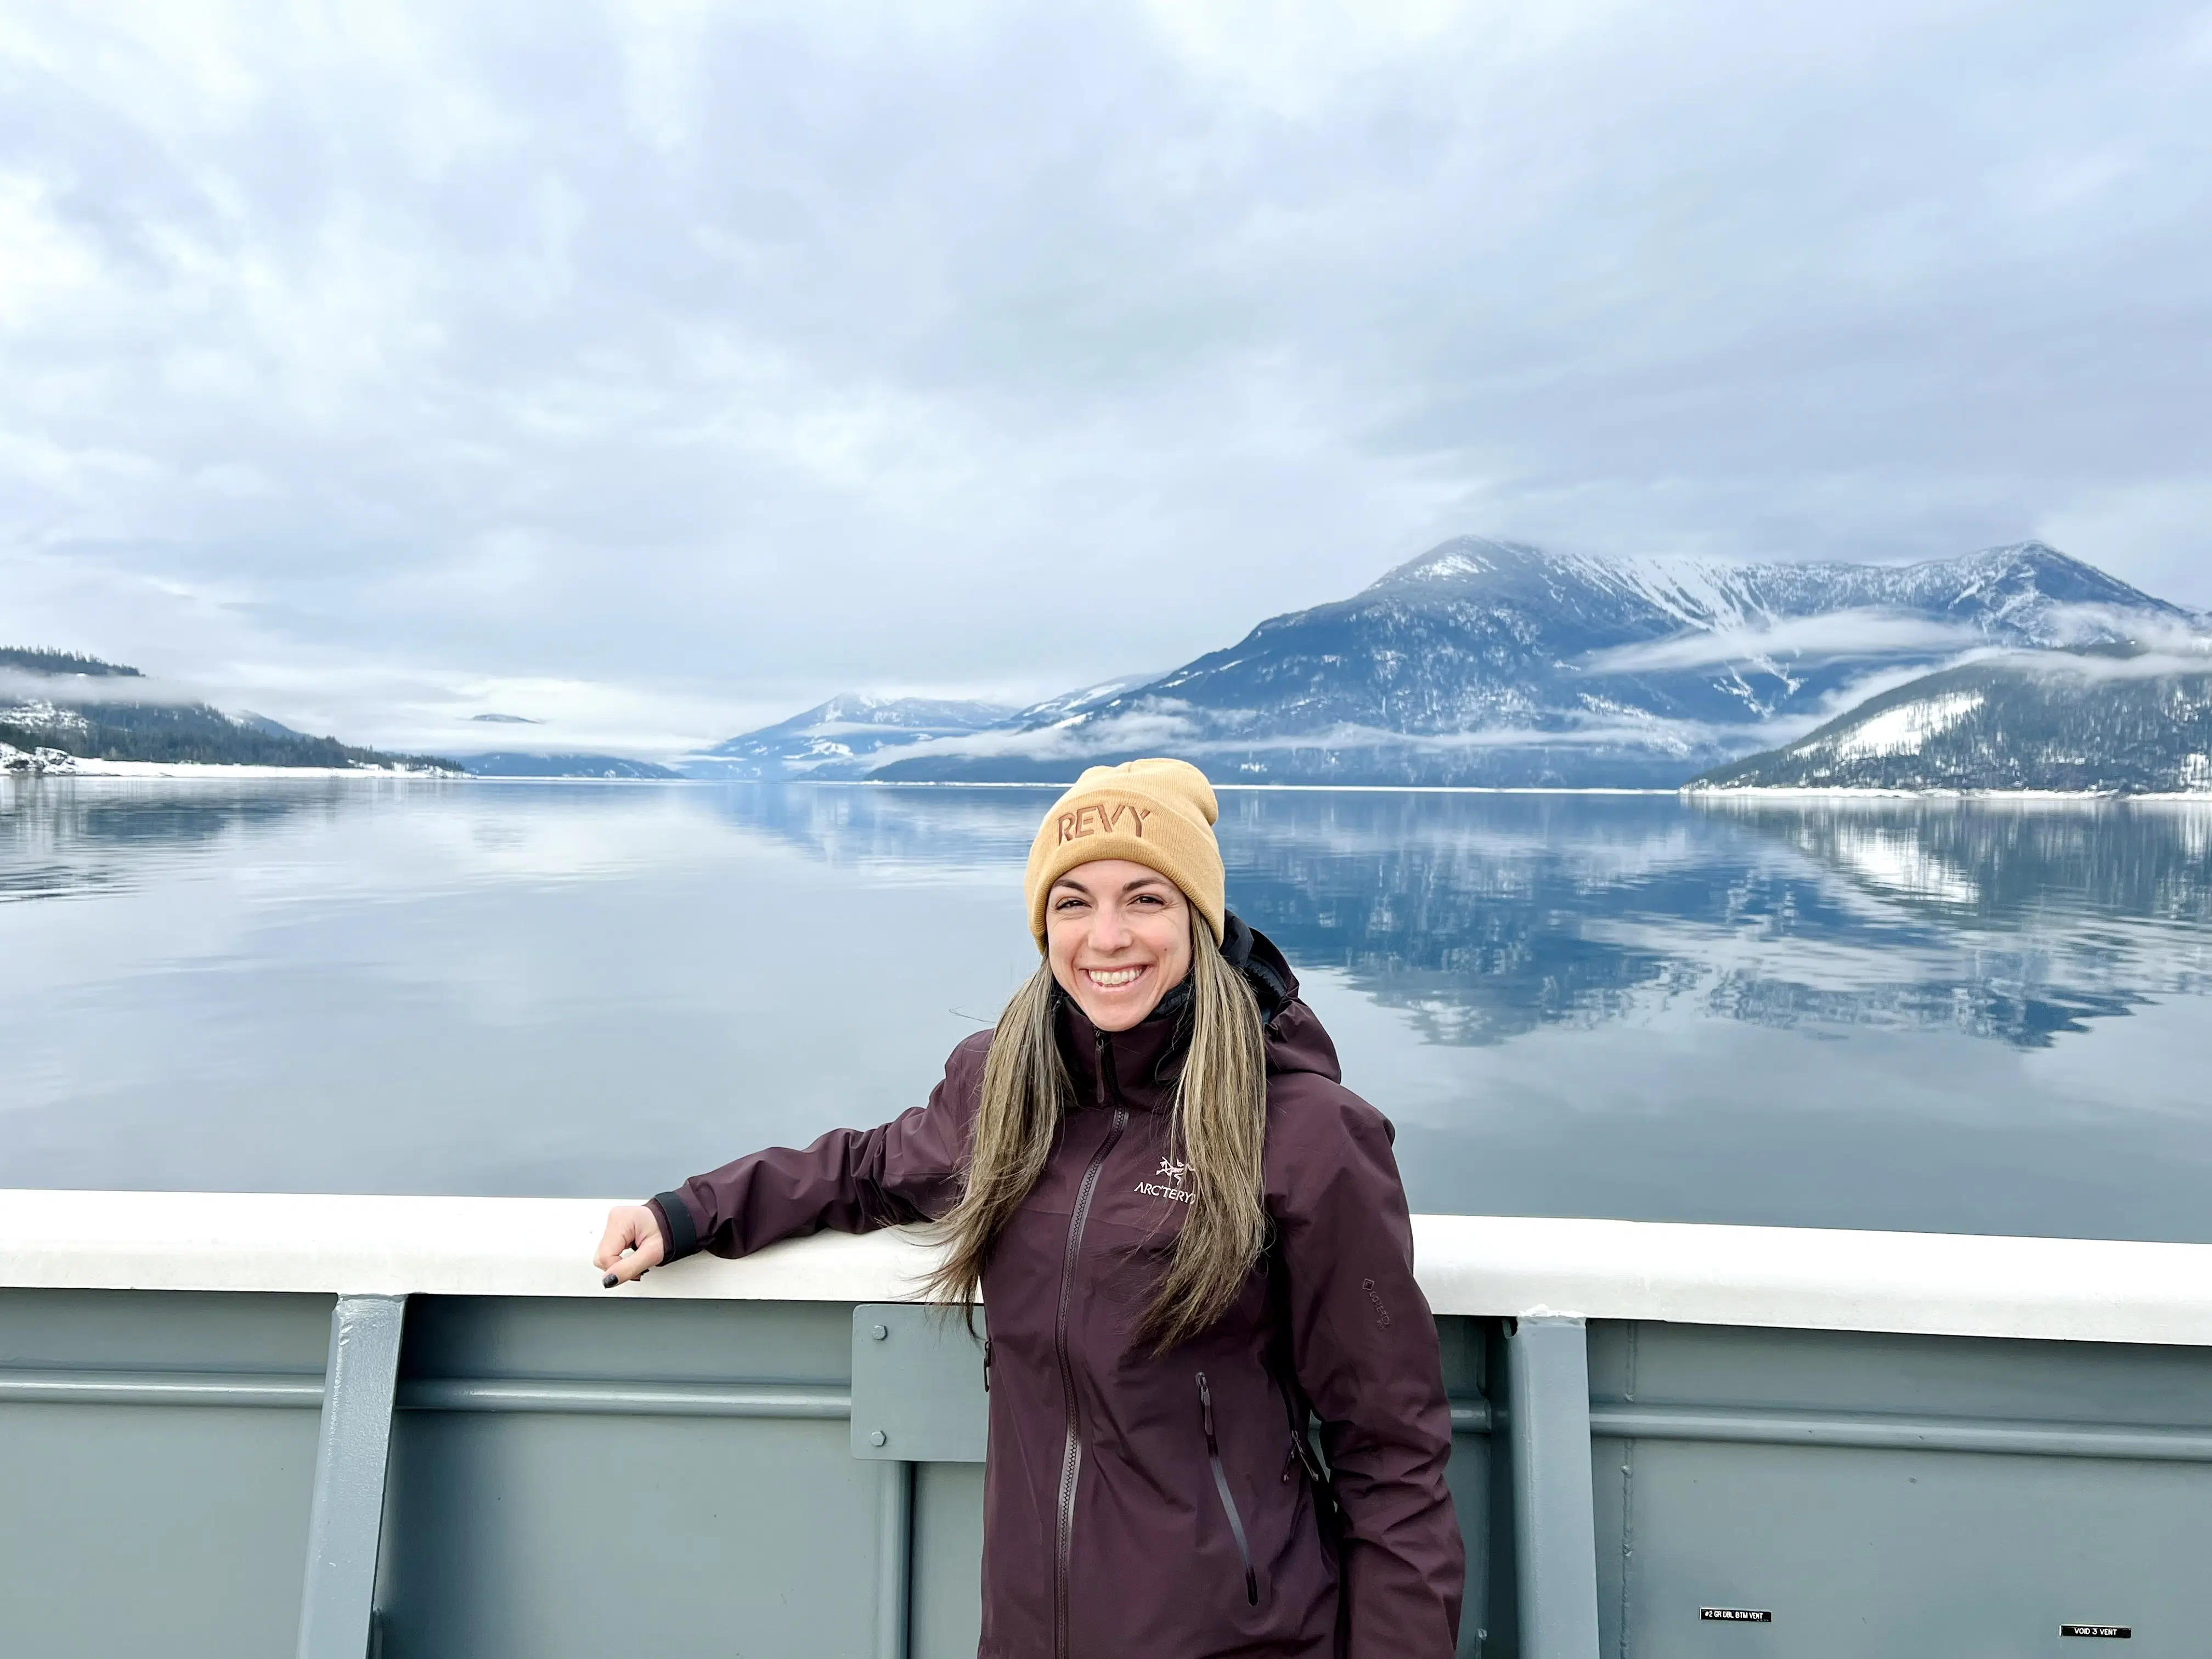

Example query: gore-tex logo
[1362,1278,1392,1329]
[1135,1156,1193,1205]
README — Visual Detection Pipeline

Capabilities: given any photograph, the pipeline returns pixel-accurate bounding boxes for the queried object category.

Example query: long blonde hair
[924,912,1271,1351]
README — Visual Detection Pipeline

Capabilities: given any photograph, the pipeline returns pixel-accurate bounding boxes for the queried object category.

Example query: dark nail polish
[602,1272,619,1288]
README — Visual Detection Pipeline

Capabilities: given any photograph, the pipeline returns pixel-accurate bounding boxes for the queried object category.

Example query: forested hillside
[1,650,453,771]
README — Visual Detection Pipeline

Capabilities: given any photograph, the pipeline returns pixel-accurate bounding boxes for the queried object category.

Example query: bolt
[869,1429,888,1447]
[870,1324,888,1341]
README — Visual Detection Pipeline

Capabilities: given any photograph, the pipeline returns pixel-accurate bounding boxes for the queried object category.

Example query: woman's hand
[595,1204,667,1286]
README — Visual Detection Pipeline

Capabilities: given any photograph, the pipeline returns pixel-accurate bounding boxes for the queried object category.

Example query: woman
[595,759,1463,1658]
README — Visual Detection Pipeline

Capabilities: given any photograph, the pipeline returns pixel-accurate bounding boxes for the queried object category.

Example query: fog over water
[3,778,2208,1240]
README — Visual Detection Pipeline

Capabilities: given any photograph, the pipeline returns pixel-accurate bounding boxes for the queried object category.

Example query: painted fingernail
[602,1272,619,1288]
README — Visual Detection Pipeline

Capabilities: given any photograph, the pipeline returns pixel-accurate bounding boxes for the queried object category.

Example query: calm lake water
[3,777,2209,1240]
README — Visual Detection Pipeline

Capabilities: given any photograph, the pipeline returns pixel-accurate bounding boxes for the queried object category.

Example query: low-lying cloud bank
[1583,612,1987,676]
[860,704,1733,770]
[0,669,211,707]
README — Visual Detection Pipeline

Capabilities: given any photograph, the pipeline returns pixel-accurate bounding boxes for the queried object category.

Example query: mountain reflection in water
[703,785,2212,1051]
[3,777,2208,1238]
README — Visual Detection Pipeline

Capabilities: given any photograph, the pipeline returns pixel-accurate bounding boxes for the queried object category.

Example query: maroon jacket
[650,921,1463,1659]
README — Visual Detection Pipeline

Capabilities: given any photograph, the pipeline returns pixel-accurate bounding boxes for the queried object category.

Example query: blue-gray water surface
[3,778,2208,1240]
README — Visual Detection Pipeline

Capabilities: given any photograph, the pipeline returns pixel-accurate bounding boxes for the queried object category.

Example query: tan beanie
[1024,758,1224,947]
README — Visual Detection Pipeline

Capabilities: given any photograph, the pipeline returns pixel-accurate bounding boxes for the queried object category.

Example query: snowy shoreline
[1683,783,2212,803]
[1,746,456,781]
[7,746,2211,797]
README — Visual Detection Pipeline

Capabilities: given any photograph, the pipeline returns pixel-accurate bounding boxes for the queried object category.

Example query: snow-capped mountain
[683,677,1175,781]
[872,538,2195,786]
[681,693,1019,780]
[1005,672,1166,726]
[1688,654,2212,794]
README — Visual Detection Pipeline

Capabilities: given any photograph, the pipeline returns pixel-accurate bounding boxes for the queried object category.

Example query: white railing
[7,1189,2212,1346]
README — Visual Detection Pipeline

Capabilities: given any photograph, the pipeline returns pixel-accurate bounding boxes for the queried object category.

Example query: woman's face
[1045,859,1194,1033]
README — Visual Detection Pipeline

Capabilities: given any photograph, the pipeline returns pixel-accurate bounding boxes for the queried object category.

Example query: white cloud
[1584,611,1984,674]
[0,668,207,706]
[1,0,2208,749]
[1995,646,2212,681]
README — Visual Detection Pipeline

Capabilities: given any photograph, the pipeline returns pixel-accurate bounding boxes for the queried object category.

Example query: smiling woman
[1043,862,1194,1020]
[594,757,1464,1658]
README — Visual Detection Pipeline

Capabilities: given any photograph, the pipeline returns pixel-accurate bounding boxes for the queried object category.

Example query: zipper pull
[1197,1372,1217,1444]
[1094,1030,1111,1108]
[983,1338,993,1393]
[1283,1435,1297,1482]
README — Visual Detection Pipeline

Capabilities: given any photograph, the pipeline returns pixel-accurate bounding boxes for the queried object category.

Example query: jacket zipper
[1279,1379,1327,1488]
[1053,1030,1128,1659]
[1196,1372,1260,1607]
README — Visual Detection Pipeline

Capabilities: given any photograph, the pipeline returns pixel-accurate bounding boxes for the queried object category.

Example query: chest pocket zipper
[1195,1373,1260,1607]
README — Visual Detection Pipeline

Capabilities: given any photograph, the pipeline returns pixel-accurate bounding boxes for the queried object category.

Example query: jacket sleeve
[648,1034,983,1262]
[1276,1088,1464,1659]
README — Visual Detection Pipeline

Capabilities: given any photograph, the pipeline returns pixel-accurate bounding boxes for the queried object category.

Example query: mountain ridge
[1688,653,2212,795]
[859,538,2196,786]
[1,651,455,773]
[681,693,1020,780]
[21,539,2207,791]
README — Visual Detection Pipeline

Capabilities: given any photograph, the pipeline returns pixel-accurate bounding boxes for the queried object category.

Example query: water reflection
[696,781,1043,874]
[698,786,2212,1051]
[4,777,2209,1231]
[0,777,351,901]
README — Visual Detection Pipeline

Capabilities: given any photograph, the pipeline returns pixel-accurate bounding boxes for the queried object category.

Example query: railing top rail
[5,1190,2211,1347]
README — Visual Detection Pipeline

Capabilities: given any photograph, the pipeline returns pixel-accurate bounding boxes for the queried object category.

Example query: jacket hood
[1231,916,1342,1085]
[1056,913,1341,1108]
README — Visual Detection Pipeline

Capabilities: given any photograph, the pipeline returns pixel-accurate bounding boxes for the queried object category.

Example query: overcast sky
[4,1,2209,754]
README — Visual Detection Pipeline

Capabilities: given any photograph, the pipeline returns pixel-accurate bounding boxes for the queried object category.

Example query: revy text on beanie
[1024,758,1225,947]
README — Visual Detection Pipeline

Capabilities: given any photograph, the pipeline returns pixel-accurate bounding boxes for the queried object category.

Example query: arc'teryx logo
[1135,1156,1193,1205]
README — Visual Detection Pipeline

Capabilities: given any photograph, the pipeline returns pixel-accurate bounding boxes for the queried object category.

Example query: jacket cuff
[648,1190,701,1262]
